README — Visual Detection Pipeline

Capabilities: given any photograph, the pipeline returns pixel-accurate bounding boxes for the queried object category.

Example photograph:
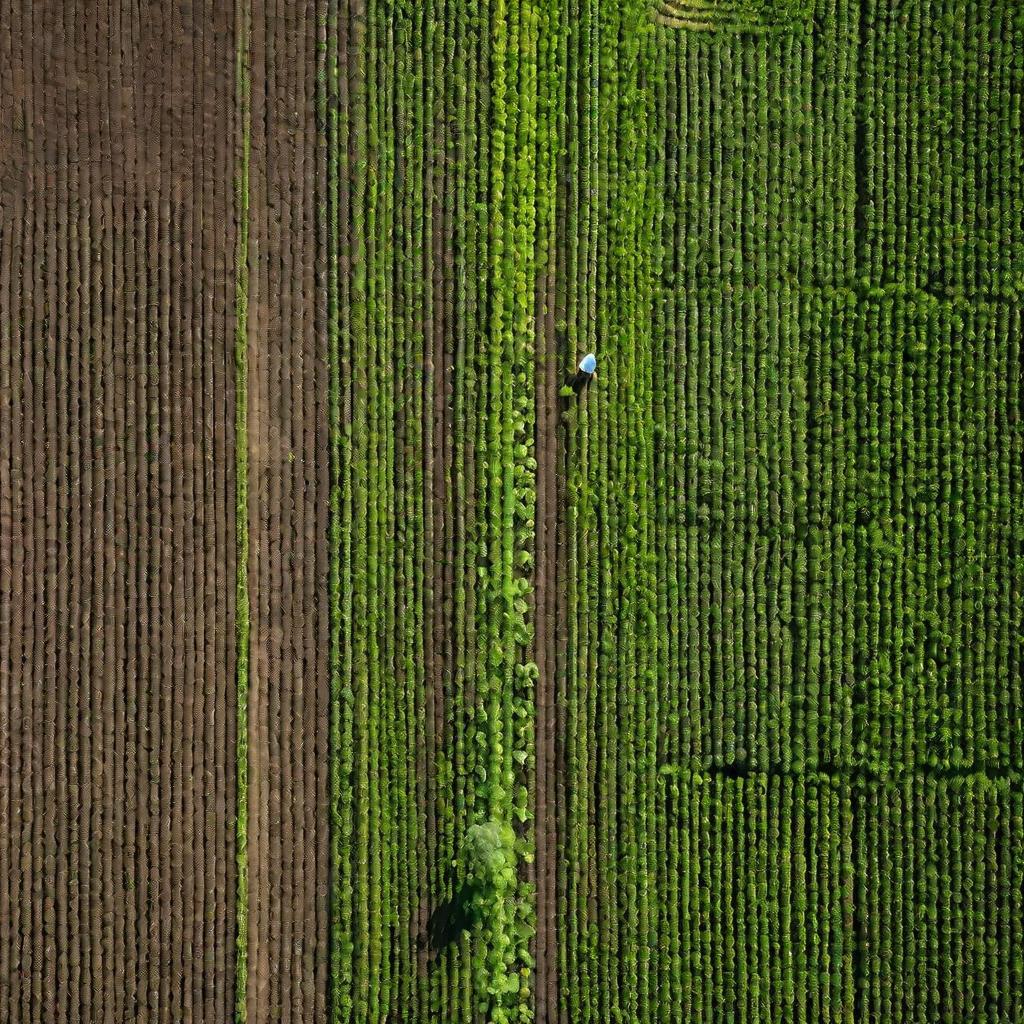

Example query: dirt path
[242,0,330,1020]
[0,2,239,1020]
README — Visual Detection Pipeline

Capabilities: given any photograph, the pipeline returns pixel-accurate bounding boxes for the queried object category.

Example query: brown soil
[242,0,330,1020]
[0,1,239,1020]
[533,222,568,1023]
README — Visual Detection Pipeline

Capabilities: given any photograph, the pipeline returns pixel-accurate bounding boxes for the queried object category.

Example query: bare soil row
[0,1,240,1019]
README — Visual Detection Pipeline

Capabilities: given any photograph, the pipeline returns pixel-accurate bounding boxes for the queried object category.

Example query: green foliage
[327,0,1024,1021]
[462,821,519,912]
[557,0,1022,1020]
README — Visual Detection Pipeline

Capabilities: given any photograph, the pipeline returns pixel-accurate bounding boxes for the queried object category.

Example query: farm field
[1,0,1022,1023]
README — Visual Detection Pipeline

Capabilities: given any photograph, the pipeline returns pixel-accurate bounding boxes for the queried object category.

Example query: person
[571,352,597,393]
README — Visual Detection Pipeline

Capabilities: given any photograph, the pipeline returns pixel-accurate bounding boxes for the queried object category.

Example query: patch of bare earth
[243,0,330,1020]
[0,1,239,1019]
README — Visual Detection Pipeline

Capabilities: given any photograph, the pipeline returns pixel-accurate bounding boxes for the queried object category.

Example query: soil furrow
[0,2,240,1018]
[533,78,569,1024]
[311,5,332,1020]
[242,0,329,1019]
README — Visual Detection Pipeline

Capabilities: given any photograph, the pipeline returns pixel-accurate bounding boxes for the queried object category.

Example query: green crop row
[657,1,860,291]
[649,771,1024,1022]
[468,0,542,1016]
[622,281,1022,775]
[658,771,856,1022]
[328,0,425,1019]
[559,2,664,1020]
[858,0,1024,297]
[326,0,560,1020]
[854,775,1024,1022]
[556,0,1023,1020]
[322,0,1024,1020]
[851,296,1023,772]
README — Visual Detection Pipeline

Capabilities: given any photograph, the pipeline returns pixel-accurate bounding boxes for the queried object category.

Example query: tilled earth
[0,2,329,1020]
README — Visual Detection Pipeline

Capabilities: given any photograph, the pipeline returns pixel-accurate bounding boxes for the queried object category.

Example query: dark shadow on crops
[423,883,474,955]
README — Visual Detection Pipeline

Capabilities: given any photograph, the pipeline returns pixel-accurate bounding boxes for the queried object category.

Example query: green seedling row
[321,0,1024,1021]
